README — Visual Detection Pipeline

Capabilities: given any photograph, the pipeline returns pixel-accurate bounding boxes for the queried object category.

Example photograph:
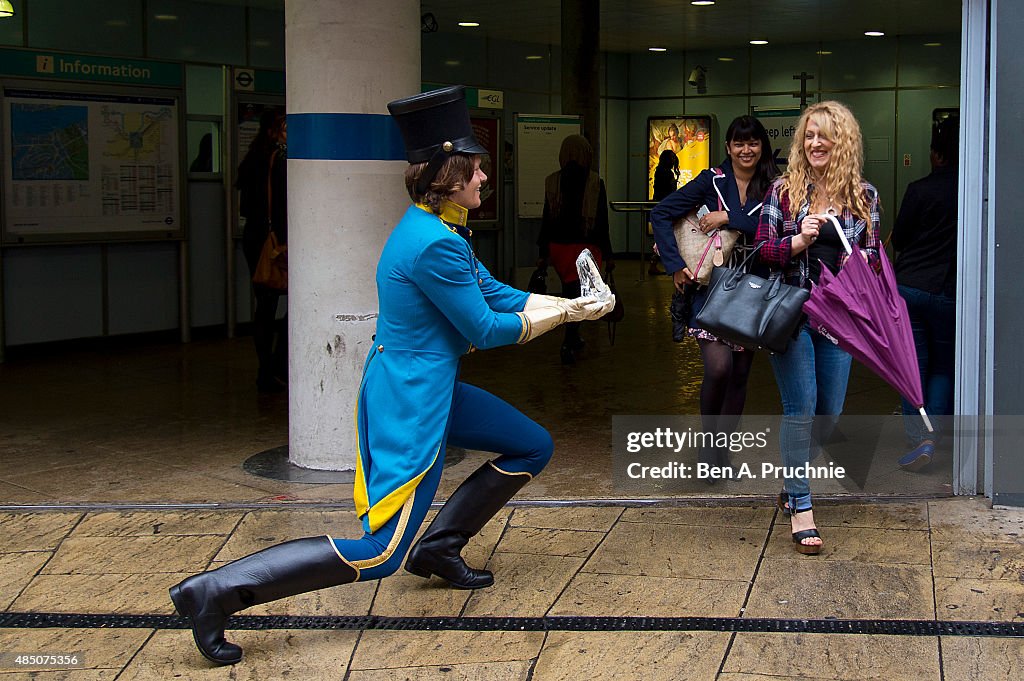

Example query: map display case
[2,86,183,243]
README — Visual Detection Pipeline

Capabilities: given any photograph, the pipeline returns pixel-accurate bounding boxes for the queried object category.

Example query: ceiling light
[864,31,885,37]
[252,39,271,48]
[717,57,734,62]
[749,40,768,46]
[154,14,178,21]
[924,42,942,47]
[817,50,833,55]
[691,1,716,5]
[649,47,667,52]
[444,60,461,66]
[525,55,544,61]
[105,19,128,27]
[458,22,480,27]
[0,0,15,18]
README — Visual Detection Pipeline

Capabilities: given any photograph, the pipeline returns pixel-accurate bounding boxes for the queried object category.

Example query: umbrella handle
[825,215,853,256]
[919,407,934,433]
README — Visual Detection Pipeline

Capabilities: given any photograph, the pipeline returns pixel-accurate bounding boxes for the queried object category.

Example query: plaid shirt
[755,177,881,288]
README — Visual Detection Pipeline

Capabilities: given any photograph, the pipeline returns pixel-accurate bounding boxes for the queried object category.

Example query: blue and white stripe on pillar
[289,113,406,161]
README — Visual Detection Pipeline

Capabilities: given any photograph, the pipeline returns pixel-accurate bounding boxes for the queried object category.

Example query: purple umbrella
[803,216,933,432]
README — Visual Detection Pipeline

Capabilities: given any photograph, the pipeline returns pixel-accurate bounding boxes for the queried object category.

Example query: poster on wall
[515,114,582,218]
[647,116,712,200]
[3,88,180,241]
[469,115,499,223]
[752,107,802,168]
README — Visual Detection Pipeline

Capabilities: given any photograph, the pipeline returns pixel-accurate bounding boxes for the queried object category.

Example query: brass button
[478,278,483,284]
[468,229,473,236]
[377,345,384,352]
[442,141,454,152]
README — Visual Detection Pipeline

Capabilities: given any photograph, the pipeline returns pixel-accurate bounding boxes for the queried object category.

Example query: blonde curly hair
[782,101,870,221]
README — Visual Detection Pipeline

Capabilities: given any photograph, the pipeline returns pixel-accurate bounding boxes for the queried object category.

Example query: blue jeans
[898,285,955,445]
[768,325,853,512]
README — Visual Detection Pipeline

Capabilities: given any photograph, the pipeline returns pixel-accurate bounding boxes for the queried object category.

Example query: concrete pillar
[561,0,600,164]
[286,0,419,470]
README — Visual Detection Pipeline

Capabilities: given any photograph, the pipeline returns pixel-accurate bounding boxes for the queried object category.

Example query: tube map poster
[3,89,180,239]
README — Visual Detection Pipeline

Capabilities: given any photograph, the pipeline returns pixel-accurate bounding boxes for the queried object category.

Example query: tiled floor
[1,273,1018,679]
[1,501,1023,679]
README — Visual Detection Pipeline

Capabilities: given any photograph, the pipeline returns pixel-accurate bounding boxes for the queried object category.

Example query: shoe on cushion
[898,441,935,472]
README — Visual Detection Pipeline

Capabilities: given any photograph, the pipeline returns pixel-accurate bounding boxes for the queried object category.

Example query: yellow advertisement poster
[647,116,712,200]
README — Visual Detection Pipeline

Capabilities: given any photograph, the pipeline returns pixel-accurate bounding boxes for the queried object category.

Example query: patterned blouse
[755,177,881,289]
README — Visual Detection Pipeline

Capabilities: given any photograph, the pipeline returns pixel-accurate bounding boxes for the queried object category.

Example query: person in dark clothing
[537,135,615,365]
[237,112,288,392]
[892,117,959,471]
[649,149,680,275]
[651,116,779,477]
[190,133,214,173]
[653,149,680,201]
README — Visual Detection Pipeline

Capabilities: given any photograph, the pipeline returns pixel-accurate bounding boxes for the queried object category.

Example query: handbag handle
[692,230,721,277]
[720,241,766,291]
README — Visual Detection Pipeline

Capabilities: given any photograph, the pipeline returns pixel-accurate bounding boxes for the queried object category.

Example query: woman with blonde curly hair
[754,101,881,554]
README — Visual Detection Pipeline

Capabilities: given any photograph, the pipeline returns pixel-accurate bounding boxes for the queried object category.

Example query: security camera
[688,65,707,94]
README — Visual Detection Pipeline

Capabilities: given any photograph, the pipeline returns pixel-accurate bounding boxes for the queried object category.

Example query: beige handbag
[673,210,739,285]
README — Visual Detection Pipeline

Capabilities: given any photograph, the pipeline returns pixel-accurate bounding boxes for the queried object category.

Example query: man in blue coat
[169,85,613,666]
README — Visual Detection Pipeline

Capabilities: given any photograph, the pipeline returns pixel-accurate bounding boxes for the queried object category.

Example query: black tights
[697,339,755,463]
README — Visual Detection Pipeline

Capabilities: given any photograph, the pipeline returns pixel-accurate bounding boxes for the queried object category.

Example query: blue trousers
[768,325,852,512]
[331,381,553,582]
[898,285,955,445]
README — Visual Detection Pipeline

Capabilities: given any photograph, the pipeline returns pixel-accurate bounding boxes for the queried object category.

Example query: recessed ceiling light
[458,22,480,27]
[525,55,544,61]
[749,40,768,46]
[865,31,885,37]
[444,60,461,66]
[649,47,667,52]
[817,50,833,55]
[106,19,128,27]
[717,57,735,62]
[691,1,716,5]
[154,14,177,21]
[924,42,942,47]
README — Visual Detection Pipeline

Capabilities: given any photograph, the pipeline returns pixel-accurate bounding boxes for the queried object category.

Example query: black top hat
[388,85,486,194]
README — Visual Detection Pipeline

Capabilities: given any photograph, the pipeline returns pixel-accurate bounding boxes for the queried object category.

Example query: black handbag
[695,242,809,354]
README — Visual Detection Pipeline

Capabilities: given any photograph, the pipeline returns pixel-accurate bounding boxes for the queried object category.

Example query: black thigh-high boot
[405,463,529,589]
[169,536,356,665]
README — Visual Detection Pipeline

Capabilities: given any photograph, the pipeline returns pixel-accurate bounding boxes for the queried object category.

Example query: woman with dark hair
[237,111,288,392]
[170,86,613,666]
[537,135,615,364]
[653,149,680,202]
[651,115,779,474]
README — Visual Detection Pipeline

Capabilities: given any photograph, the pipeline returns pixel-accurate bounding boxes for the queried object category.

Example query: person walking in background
[756,101,881,554]
[653,148,680,201]
[237,112,288,392]
[891,117,959,471]
[648,149,681,275]
[651,116,779,475]
[537,135,615,365]
[170,86,613,666]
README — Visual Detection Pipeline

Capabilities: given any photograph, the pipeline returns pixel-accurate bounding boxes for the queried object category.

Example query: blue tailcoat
[354,203,529,532]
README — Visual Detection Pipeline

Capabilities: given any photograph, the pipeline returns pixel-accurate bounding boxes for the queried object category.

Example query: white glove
[561,295,615,322]
[516,295,616,343]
